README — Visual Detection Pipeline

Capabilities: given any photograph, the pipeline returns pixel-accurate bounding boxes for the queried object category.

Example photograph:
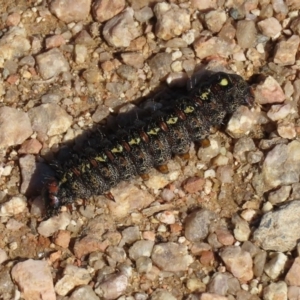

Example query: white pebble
[0,196,27,217]
[204,169,216,178]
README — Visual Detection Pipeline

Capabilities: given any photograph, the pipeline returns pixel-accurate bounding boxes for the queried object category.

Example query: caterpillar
[43,72,254,219]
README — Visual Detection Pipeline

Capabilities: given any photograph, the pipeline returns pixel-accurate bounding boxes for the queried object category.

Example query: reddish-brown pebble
[215,229,235,246]
[19,139,43,154]
[92,0,125,22]
[6,12,21,26]
[200,293,228,300]
[53,230,71,248]
[200,250,215,266]
[183,177,205,193]
[143,231,156,241]
[170,223,182,233]
[74,236,109,258]
[190,242,211,256]
[45,35,66,49]
[49,251,62,263]
[6,74,19,84]
[285,257,300,286]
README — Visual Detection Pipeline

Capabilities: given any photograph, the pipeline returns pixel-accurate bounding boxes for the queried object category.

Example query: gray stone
[36,48,70,80]
[0,107,33,149]
[232,213,251,242]
[28,103,72,139]
[226,106,261,139]
[95,272,128,299]
[150,290,177,300]
[0,195,27,217]
[55,265,92,296]
[0,27,30,66]
[274,35,300,66]
[207,272,230,295]
[103,8,141,47]
[106,246,127,263]
[264,252,288,280]
[154,3,190,40]
[268,186,291,204]
[152,242,193,272]
[136,256,152,273]
[185,209,217,242]
[253,200,300,251]
[106,182,155,219]
[134,6,154,23]
[129,240,154,261]
[69,285,100,300]
[148,52,172,84]
[19,154,36,195]
[37,212,72,237]
[236,20,257,49]
[233,137,256,163]
[119,226,140,246]
[204,10,227,33]
[253,250,267,277]
[262,141,300,192]
[263,281,287,300]
[194,37,233,60]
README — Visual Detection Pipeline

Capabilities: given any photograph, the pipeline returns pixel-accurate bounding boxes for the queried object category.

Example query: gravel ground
[1,0,300,299]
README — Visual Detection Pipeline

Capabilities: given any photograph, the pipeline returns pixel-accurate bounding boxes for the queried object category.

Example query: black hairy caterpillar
[43,72,254,219]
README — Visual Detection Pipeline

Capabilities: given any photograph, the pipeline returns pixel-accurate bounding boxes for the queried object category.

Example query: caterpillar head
[42,178,62,219]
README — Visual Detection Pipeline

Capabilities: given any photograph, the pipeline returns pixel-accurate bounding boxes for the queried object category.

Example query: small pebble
[285,257,300,286]
[55,265,92,296]
[0,196,27,217]
[274,35,300,66]
[154,3,190,41]
[264,252,288,280]
[92,0,125,22]
[185,209,217,242]
[258,17,282,38]
[129,240,154,261]
[36,48,70,79]
[152,242,193,272]
[95,272,128,299]
[220,246,253,283]
[103,8,140,47]
[50,0,92,23]
[263,281,288,300]
[53,230,71,248]
[253,200,300,252]
[254,76,286,105]
[11,260,55,300]
[0,107,33,149]
[156,211,176,224]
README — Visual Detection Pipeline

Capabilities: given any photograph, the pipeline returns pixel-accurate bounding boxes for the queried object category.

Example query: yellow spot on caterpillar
[184,106,194,113]
[81,163,90,173]
[166,117,178,124]
[95,154,107,162]
[129,137,141,145]
[147,127,160,135]
[219,77,228,86]
[111,145,123,153]
[60,175,68,184]
[200,90,210,100]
